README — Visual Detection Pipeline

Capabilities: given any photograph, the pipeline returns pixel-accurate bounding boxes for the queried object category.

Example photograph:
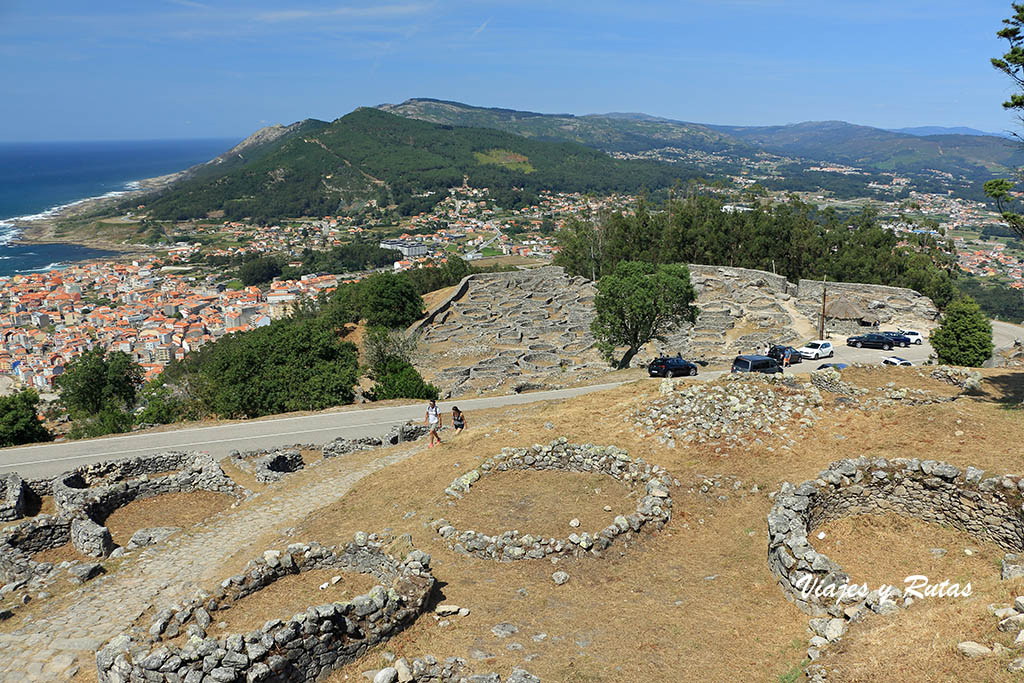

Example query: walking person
[425,398,442,447]
[451,406,466,436]
[783,347,792,368]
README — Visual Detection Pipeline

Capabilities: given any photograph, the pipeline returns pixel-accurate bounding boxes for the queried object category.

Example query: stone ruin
[433,438,674,561]
[412,265,940,397]
[768,457,1024,617]
[96,534,435,683]
[0,473,26,523]
[229,449,305,483]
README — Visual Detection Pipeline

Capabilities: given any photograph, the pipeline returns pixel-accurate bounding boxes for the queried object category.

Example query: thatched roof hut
[824,299,868,321]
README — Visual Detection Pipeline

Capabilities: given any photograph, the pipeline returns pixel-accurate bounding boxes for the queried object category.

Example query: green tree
[363,327,421,380]
[56,349,142,419]
[590,261,699,369]
[238,256,282,286]
[0,389,50,447]
[136,377,185,425]
[370,359,439,401]
[930,297,994,367]
[359,272,423,328]
[990,6,1024,239]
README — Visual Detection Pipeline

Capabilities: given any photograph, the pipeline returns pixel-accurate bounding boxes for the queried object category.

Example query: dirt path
[0,443,425,681]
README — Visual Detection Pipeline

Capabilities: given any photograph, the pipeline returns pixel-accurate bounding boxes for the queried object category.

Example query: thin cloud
[471,19,489,38]
[166,0,209,8]
[254,4,431,24]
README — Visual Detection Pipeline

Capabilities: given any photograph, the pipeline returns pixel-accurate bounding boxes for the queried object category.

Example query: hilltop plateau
[0,361,1022,682]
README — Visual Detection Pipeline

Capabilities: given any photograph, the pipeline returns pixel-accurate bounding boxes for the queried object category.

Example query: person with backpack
[425,399,442,447]
[451,406,466,436]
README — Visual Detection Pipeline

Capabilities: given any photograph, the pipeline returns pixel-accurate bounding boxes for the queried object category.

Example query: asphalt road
[3,323,1020,481]
[0,382,625,480]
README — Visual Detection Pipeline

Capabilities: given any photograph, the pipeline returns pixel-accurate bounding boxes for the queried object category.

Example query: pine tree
[929,297,994,367]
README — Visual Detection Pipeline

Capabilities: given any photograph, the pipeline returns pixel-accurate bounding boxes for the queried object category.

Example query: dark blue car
[648,356,698,377]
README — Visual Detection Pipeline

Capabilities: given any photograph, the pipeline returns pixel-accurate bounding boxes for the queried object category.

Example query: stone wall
[414,265,940,393]
[768,457,1024,616]
[0,473,26,523]
[229,449,305,483]
[54,451,245,526]
[434,439,674,561]
[0,515,71,584]
[96,535,435,683]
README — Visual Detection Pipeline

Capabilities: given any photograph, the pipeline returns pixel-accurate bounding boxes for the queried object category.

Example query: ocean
[0,138,238,276]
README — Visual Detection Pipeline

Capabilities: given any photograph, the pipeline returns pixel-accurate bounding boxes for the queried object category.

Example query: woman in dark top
[451,406,466,435]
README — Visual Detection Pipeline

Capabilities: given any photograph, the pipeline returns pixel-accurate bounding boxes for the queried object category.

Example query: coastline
[4,170,186,253]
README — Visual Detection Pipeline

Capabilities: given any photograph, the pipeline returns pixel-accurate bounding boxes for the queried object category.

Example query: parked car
[797,340,834,360]
[846,333,896,350]
[898,329,924,345]
[767,344,803,364]
[880,331,913,347]
[881,356,913,367]
[731,355,783,374]
[816,362,848,370]
[648,355,698,378]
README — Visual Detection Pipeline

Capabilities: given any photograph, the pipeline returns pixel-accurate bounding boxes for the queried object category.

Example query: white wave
[15,261,69,274]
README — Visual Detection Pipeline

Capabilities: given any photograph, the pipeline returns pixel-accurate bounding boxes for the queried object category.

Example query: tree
[930,296,994,367]
[238,256,282,286]
[369,359,439,401]
[57,349,142,418]
[990,5,1024,239]
[0,390,50,447]
[590,261,699,369]
[363,327,422,380]
[359,272,424,328]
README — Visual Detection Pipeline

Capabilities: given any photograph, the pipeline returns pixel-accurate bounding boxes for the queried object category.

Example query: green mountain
[377,98,750,155]
[139,108,687,221]
[710,120,1024,179]
[380,98,1024,183]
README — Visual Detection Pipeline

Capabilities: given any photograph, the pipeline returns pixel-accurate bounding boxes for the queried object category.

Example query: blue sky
[1,0,1021,141]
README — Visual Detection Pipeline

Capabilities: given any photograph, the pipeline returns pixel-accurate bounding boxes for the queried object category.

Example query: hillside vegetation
[381,98,1024,184]
[133,108,686,221]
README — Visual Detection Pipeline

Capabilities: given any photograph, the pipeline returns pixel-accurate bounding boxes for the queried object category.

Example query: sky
[1,0,1022,141]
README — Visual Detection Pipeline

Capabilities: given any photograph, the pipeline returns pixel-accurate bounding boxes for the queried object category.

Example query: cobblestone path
[0,445,421,681]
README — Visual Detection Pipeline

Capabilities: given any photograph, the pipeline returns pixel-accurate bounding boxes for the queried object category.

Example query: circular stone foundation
[0,515,72,584]
[54,451,245,524]
[768,457,1023,616]
[435,438,675,561]
[96,534,435,683]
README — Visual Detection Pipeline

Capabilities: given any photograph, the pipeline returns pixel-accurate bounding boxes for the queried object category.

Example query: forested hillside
[134,108,687,221]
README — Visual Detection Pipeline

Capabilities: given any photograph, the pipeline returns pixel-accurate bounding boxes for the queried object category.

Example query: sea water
[0,138,238,276]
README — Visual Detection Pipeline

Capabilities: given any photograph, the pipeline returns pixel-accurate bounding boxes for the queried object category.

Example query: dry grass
[444,470,635,540]
[31,542,84,565]
[207,569,381,638]
[841,366,962,396]
[815,514,1003,590]
[100,491,235,546]
[39,366,1024,681]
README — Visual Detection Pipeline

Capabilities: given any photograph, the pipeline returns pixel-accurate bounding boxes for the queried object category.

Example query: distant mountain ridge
[890,125,1007,138]
[136,108,685,221]
[379,99,1024,182]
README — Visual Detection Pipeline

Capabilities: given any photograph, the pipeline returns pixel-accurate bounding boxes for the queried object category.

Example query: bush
[359,272,423,328]
[363,327,421,380]
[370,359,439,401]
[0,389,50,447]
[930,296,994,367]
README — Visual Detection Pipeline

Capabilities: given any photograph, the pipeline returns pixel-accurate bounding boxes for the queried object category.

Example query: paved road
[0,382,625,479]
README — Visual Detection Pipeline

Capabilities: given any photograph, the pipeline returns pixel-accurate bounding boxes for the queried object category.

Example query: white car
[797,340,834,360]
[899,330,924,345]
[881,356,913,367]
